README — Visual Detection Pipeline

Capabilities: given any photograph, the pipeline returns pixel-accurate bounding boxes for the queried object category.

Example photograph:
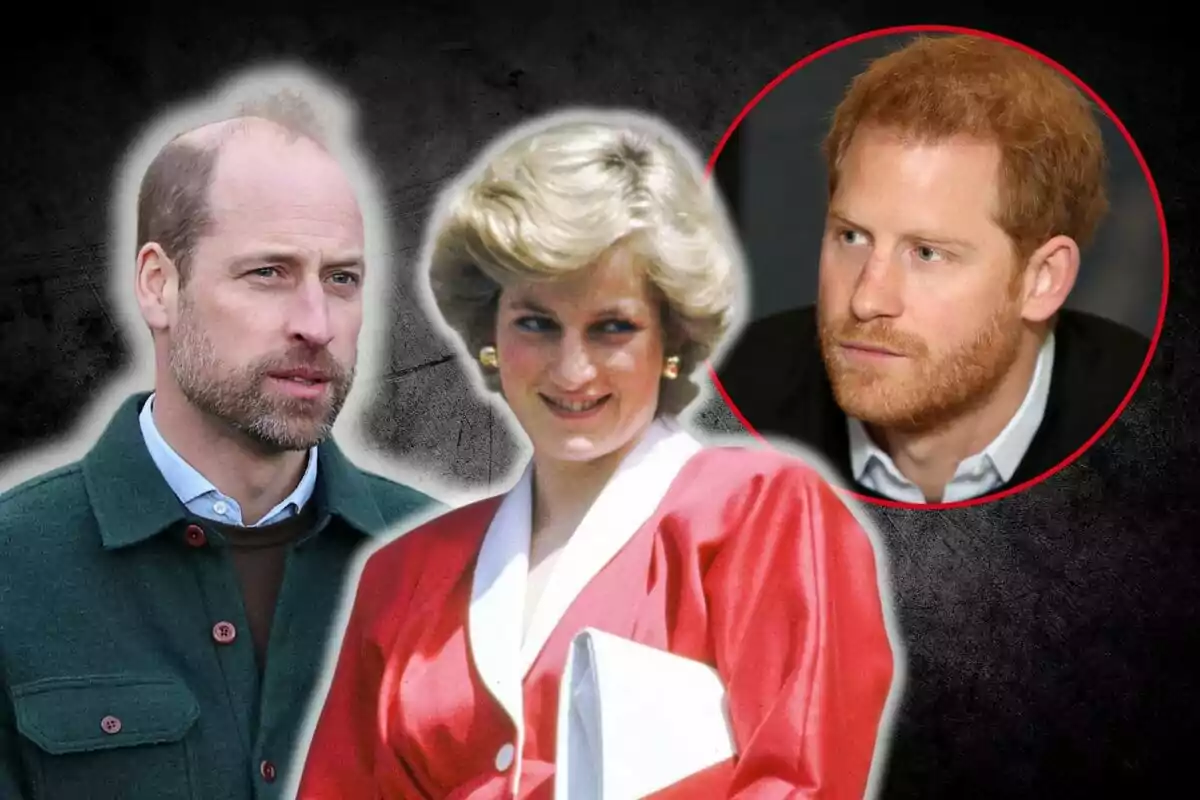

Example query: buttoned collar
[848,332,1056,503]
[84,393,384,549]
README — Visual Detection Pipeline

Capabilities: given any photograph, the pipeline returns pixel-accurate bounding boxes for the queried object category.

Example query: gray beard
[168,310,353,453]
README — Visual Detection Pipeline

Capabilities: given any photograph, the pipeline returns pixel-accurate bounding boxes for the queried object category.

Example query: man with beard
[0,90,440,799]
[713,34,1152,504]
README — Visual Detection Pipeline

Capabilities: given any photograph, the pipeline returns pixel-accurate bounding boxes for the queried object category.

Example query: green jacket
[0,393,441,799]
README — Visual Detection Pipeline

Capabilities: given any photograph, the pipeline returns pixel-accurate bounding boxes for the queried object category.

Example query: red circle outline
[702,24,1171,511]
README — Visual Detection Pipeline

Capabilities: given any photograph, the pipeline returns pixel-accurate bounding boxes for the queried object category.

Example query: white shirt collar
[848,332,1055,504]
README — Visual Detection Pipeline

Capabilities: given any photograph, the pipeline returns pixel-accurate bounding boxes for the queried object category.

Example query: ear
[1019,234,1079,323]
[134,243,181,332]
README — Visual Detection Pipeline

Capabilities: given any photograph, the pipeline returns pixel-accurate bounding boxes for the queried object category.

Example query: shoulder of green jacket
[0,461,90,533]
[358,470,445,527]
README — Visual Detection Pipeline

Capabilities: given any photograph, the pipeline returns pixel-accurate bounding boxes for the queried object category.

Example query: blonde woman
[295,110,896,798]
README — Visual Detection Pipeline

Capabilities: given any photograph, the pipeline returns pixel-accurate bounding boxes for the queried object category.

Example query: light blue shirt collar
[139,393,319,527]
[848,332,1055,504]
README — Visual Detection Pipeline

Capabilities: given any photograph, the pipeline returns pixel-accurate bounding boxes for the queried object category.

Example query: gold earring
[479,345,498,369]
[663,355,681,380]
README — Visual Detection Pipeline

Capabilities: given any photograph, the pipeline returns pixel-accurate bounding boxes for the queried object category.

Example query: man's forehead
[207,190,364,223]
[205,160,362,240]
[226,241,365,265]
[199,166,365,261]
[843,128,1000,178]
[203,123,352,193]
[849,123,1001,155]
[837,132,1002,217]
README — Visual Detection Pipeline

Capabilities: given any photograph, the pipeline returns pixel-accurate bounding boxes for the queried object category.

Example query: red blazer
[294,421,897,798]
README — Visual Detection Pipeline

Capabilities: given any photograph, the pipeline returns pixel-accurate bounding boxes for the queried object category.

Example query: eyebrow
[827,211,977,253]
[594,301,648,317]
[230,249,365,270]
[505,297,648,317]
[507,298,553,315]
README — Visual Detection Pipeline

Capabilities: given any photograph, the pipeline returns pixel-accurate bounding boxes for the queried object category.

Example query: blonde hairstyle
[424,110,744,416]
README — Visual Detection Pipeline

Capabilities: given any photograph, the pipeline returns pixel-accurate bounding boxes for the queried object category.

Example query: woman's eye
[514,315,555,332]
[594,319,638,335]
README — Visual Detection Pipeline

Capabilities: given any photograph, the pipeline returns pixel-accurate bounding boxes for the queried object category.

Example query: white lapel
[467,417,704,755]
[468,469,534,736]
[519,417,703,675]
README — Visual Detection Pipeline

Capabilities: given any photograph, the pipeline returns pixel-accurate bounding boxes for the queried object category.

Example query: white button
[494,742,515,772]
[213,501,228,515]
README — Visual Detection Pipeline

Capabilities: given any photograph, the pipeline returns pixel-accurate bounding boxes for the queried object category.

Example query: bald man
[0,96,440,799]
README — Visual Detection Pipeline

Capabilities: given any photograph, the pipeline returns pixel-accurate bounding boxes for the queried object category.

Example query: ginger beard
[169,289,355,452]
[818,275,1026,434]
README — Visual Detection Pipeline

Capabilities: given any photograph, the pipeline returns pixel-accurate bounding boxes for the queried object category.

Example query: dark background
[1,5,1195,799]
[714,31,1164,335]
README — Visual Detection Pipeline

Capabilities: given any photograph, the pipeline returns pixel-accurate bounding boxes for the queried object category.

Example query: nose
[285,276,335,347]
[849,249,904,321]
[550,331,597,388]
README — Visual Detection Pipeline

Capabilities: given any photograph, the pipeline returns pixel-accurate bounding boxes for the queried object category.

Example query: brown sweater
[206,503,319,671]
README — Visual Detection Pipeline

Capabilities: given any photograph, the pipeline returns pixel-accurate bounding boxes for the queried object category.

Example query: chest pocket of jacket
[11,673,200,800]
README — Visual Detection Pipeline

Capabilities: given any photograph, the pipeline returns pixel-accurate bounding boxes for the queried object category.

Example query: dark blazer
[714,306,1153,500]
[0,392,442,800]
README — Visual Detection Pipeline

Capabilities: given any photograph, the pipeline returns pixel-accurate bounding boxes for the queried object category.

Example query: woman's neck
[520,420,659,635]
[529,421,658,536]
[530,449,623,536]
